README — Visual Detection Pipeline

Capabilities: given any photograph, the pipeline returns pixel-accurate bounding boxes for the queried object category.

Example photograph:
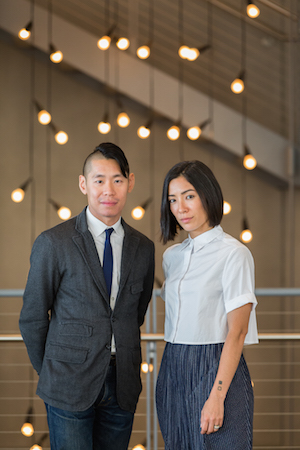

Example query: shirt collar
[180,225,223,252]
[86,207,123,237]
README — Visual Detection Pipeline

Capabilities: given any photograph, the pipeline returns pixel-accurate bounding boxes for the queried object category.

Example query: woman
[156,160,258,449]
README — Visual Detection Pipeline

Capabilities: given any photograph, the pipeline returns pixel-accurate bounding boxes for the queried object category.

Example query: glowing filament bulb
[116,37,130,50]
[55,131,68,145]
[167,125,180,140]
[21,422,34,437]
[187,126,201,140]
[178,45,190,59]
[97,35,111,50]
[186,47,199,61]
[117,112,130,128]
[50,50,63,63]
[137,126,150,139]
[18,28,31,40]
[11,188,25,203]
[131,206,145,220]
[38,110,51,125]
[98,121,111,134]
[247,4,260,18]
[231,78,244,94]
[240,229,253,243]
[137,45,150,59]
[58,206,71,220]
[243,154,257,170]
[223,201,232,215]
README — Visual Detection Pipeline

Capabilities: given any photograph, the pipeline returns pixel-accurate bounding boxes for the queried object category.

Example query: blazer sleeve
[19,232,61,375]
[138,240,155,327]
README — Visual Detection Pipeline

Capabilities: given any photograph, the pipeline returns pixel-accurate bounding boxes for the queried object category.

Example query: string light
[116,37,130,50]
[137,45,151,59]
[131,206,145,220]
[18,21,32,40]
[11,178,32,203]
[98,113,111,134]
[247,2,260,18]
[243,146,257,170]
[167,125,180,140]
[240,219,253,243]
[21,422,34,437]
[49,44,63,63]
[223,201,232,215]
[187,119,211,141]
[97,35,111,50]
[231,69,245,94]
[55,130,68,145]
[49,199,71,220]
[117,112,130,127]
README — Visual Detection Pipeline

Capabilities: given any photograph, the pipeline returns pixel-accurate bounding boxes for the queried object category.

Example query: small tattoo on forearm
[217,380,222,391]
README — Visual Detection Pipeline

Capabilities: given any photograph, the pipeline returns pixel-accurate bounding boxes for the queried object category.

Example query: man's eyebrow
[93,173,124,178]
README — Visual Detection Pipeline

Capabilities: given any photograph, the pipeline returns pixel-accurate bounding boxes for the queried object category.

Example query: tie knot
[105,228,114,239]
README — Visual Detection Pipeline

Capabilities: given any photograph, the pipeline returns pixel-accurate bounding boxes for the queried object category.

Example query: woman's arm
[200,302,252,435]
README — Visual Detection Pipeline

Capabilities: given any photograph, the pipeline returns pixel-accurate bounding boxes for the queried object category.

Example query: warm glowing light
[137,45,150,59]
[116,37,130,50]
[18,28,31,40]
[55,131,68,145]
[231,78,244,94]
[50,50,63,63]
[240,228,253,243]
[131,206,145,220]
[167,125,180,141]
[38,110,51,125]
[223,201,231,215]
[186,47,200,61]
[243,154,257,170]
[58,206,71,220]
[178,45,190,59]
[247,4,260,18]
[187,126,201,140]
[21,422,34,437]
[141,362,153,373]
[30,445,42,450]
[133,445,146,450]
[98,121,111,134]
[137,126,150,139]
[97,35,111,50]
[11,188,25,203]
[117,112,130,128]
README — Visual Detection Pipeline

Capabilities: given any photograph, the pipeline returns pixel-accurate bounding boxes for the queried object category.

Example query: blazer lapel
[117,221,140,297]
[73,209,110,304]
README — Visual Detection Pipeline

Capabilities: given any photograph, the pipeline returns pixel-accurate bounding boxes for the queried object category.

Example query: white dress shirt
[86,207,124,353]
[161,225,258,346]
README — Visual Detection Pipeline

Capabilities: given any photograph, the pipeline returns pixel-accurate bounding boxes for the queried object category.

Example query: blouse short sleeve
[222,244,258,344]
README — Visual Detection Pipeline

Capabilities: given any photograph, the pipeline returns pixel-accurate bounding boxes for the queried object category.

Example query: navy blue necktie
[103,228,114,297]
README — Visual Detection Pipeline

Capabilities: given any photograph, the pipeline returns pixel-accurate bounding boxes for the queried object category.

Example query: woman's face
[168,175,212,239]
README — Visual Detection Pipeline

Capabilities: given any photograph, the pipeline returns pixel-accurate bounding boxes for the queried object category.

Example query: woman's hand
[200,394,224,434]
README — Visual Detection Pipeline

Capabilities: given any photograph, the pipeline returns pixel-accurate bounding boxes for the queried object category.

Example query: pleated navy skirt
[156,342,253,450]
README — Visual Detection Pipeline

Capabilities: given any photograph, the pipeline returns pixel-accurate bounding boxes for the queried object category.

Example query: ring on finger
[213,425,220,431]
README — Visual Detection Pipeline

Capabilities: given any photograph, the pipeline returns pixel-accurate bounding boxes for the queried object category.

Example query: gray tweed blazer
[19,208,155,413]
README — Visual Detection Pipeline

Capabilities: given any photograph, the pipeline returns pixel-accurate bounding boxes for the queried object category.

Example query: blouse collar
[180,225,223,252]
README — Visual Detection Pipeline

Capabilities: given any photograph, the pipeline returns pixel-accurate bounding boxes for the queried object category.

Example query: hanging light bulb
[186,47,200,61]
[38,110,51,125]
[240,218,253,243]
[97,35,111,50]
[133,445,146,450]
[21,422,34,437]
[58,206,71,220]
[223,201,232,215]
[97,25,117,50]
[167,125,180,141]
[11,178,32,203]
[131,198,152,220]
[18,21,32,40]
[187,126,201,140]
[49,199,71,220]
[49,44,63,63]
[98,113,111,134]
[243,146,257,170]
[55,130,68,145]
[231,70,245,94]
[116,37,130,50]
[178,45,190,59]
[141,362,149,373]
[137,45,151,60]
[137,126,150,139]
[247,2,260,18]
[30,432,48,450]
[131,206,145,220]
[30,445,42,450]
[117,112,130,128]
[187,119,211,141]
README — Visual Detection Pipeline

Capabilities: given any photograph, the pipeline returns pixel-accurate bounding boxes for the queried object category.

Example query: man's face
[79,157,135,226]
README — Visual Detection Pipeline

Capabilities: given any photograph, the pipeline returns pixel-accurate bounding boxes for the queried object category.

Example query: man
[19,143,155,450]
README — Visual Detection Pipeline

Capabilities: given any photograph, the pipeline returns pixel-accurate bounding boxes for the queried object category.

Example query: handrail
[1,333,300,342]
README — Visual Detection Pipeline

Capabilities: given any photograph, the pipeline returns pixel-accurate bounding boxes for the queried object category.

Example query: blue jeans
[45,364,134,450]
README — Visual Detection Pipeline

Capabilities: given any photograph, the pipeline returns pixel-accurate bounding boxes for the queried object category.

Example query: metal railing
[0,288,300,449]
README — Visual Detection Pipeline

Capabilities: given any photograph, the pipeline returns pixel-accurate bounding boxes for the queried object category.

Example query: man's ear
[128,173,135,193]
[79,175,87,195]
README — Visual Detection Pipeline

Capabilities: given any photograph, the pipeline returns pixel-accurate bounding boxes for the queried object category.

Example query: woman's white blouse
[161,225,258,345]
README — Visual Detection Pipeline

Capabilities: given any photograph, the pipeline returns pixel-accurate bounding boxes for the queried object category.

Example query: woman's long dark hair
[160,160,223,244]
